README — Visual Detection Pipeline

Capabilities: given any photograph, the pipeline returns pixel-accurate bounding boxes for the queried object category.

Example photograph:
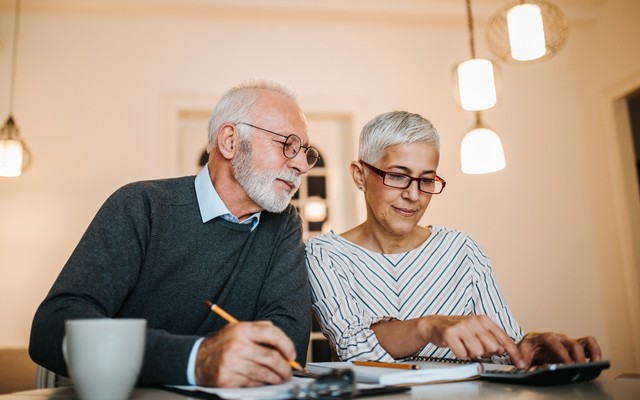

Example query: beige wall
[0,0,638,378]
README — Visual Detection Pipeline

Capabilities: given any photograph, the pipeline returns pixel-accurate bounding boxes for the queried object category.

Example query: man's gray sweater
[29,176,311,385]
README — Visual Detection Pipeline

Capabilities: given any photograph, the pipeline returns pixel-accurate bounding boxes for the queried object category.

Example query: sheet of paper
[169,377,314,400]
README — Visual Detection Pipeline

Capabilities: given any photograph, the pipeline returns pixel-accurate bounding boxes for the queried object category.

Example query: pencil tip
[204,299,213,307]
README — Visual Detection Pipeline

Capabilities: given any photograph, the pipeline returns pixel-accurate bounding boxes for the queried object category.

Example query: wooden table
[1,378,639,399]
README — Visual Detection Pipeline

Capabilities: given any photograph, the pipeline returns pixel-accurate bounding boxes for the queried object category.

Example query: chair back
[35,365,72,389]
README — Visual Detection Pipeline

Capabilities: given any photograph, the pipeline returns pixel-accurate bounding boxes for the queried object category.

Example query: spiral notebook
[306,360,481,386]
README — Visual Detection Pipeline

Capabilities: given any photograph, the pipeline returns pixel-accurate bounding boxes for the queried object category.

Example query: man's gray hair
[358,111,440,163]
[206,79,300,151]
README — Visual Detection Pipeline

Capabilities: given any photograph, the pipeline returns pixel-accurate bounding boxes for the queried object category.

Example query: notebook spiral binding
[405,355,513,365]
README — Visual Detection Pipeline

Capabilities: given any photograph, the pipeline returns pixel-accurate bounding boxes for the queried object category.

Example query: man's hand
[421,315,526,368]
[517,332,601,367]
[195,320,298,387]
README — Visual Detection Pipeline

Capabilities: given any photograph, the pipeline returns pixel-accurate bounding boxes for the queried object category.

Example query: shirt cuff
[187,337,205,385]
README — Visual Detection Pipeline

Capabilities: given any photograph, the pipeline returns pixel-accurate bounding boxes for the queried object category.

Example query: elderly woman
[305,111,600,369]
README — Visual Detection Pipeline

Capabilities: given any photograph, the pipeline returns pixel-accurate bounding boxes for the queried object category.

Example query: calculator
[479,361,610,386]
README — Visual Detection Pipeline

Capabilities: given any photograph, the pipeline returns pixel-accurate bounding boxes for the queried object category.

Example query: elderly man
[30,79,317,387]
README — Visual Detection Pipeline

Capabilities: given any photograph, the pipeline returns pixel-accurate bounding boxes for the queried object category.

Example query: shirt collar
[194,164,261,231]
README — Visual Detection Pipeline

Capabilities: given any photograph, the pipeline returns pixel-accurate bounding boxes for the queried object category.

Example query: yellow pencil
[204,300,303,371]
[353,360,421,370]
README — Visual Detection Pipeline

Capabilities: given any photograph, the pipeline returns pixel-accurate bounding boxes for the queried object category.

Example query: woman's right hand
[419,315,526,368]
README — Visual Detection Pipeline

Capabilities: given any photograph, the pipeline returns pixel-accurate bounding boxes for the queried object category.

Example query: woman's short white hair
[206,79,300,151]
[358,111,440,163]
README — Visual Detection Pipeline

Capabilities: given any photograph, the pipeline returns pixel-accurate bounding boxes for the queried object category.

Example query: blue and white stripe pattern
[305,226,524,361]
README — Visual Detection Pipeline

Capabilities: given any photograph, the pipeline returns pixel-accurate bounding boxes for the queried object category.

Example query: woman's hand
[371,315,526,368]
[419,315,526,368]
[517,332,601,367]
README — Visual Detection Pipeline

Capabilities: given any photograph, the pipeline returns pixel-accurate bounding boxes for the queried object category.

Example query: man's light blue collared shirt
[194,164,261,229]
[187,164,261,384]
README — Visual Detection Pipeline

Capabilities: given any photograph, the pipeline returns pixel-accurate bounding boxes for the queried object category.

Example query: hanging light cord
[474,111,482,127]
[465,0,476,59]
[8,0,21,115]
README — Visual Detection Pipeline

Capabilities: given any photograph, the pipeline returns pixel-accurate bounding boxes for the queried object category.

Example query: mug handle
[62,335,69,364]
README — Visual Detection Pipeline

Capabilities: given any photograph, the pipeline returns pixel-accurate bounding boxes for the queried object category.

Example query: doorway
[626,90,640,192]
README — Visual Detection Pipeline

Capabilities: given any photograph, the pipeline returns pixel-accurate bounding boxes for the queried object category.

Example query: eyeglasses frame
[360,160,446,194]
[236,122,320,168]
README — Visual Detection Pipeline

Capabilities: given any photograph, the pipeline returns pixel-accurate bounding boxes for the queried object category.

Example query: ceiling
[0,0,604,25]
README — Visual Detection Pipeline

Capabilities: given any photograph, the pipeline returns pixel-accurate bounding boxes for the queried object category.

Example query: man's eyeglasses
[360,160,446,194]
[237,122,320,169]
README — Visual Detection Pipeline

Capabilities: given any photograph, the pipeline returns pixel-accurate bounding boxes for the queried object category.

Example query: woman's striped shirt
[305,226,524,361]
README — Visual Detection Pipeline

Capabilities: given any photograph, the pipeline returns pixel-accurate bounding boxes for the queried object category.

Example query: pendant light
[461,113,506,174]
[1,0,32,178]
[486,0,569,63]
[455,0,497,112]
[507,2,546,61]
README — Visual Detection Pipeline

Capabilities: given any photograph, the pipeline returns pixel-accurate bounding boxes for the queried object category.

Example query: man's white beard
[232,140,301,213]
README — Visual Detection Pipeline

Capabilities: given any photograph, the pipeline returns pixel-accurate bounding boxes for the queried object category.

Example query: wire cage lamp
[486,0,569,63]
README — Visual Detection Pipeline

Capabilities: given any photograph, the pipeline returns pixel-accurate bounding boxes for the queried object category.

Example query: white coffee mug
[63,318,146,400]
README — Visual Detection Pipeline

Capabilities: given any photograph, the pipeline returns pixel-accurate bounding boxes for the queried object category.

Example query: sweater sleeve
[29,183,197,385]
[305,238,396,362]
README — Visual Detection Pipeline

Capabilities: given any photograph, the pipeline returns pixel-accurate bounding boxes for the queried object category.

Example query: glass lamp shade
[0,116,31,177]
[461,126,506,174]
[507,3,546,61]
[0,138,24,177]
[456,59,497,111]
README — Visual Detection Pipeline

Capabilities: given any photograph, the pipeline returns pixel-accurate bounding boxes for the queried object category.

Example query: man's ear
[350,161,366,191]
[217,124,238,160]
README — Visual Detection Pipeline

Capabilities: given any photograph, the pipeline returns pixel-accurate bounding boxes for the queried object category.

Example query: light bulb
[456,59,497,111]
[507,3,546,61]
[303,196,327,222]
[461,126,506,174]
[0,139,24,177]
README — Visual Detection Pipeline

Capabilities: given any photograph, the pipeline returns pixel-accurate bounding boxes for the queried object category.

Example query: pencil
[353,361,421,370]
[204,300,303,371]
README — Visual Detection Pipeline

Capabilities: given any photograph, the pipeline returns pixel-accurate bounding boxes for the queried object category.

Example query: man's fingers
[249,340,295,381]
[241,321,298,362]
[195,322,296,387]
[226,323,295,381]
